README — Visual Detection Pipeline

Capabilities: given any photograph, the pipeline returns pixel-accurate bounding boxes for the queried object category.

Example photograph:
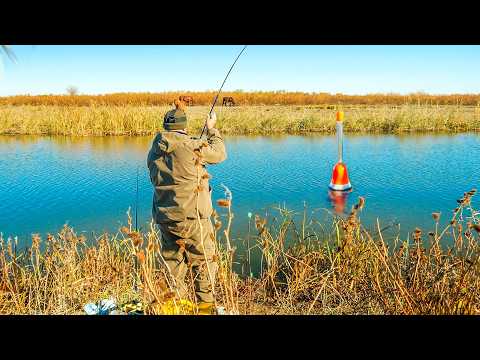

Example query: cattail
[32,234,41,248]
[217,199,230,208]
[413,228,422,241]
[358,196,365,210]
[147,241,154,252]
[129,232,143,247]
[432,212,441,222]
[472,224,480,233]
[136,250,145,263]
[175,240,186,253]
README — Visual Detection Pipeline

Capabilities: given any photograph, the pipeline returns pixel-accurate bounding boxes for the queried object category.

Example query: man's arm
[197,111,227,165]
[199,128,227,164]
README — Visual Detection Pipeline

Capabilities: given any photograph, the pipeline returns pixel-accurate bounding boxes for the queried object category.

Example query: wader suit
[147,108,226,304]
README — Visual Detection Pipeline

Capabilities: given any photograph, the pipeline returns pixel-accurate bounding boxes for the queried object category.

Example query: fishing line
[135,165,139,232]
[200,45,248,138]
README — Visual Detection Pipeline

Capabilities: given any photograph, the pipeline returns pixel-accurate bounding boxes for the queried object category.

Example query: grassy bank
[1,189,479,315]
[0,105,479,136]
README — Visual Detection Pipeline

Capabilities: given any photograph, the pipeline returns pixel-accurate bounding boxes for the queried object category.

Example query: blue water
[0,134,479,251]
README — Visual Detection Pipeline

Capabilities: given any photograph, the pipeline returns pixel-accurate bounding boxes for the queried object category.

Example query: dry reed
[0,104,478,136]
[1,189,479,315]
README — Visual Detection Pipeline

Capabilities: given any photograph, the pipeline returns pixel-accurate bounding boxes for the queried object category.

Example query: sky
[1,45,480,96]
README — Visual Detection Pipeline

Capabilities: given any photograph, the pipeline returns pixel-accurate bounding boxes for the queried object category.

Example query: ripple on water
[0,134,479,245]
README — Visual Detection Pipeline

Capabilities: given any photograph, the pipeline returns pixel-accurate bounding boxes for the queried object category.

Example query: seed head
[358,196,365,210]
[175,239,186,253]
[217,199,230,208]
[471,223,480,233]
[136,250,145,263]
[432,212,441,222]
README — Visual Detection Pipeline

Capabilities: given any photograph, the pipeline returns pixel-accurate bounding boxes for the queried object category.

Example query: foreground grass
[1,189,479,315]
[0,105,479,136]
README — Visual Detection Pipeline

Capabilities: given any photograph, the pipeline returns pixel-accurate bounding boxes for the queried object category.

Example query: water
[1,133,479,251]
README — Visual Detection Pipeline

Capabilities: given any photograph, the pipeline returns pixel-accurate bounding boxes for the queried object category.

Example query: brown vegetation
[1,189,479,315]
[1,91,480,106]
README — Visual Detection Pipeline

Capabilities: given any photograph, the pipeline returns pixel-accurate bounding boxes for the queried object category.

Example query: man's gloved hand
[206,111,217,130]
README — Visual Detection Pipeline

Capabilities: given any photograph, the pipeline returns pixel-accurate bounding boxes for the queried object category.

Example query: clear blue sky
[1,45,480,96]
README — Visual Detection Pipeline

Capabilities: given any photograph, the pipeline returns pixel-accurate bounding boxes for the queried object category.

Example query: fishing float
[329,111,352,191]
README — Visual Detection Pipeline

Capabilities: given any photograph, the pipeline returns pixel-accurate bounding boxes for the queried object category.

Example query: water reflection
[0,133,478,248]
[327,189,352,215]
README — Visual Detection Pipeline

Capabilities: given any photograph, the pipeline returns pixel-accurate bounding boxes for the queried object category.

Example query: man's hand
[206,111,217,130]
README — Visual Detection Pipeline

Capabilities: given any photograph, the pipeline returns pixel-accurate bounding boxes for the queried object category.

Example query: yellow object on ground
[160,299,197,315]
[159,299,216,315]
[197,302,216,315]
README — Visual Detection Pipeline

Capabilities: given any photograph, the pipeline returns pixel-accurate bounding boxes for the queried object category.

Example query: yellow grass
[0,104,479,136]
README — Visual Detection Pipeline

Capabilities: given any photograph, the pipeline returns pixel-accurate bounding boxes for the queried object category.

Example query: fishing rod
[199,45,248,138]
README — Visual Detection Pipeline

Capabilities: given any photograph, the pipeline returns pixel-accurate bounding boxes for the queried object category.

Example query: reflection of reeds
[1,189,479,314]
[0,104,479,136]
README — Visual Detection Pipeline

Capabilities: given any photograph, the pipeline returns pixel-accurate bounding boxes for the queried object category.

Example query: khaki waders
[159,218,218,304]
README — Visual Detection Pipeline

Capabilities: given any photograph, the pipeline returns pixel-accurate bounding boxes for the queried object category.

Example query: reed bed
[1,189,479,315]
[2,91,480,106]
[1,104,479,136]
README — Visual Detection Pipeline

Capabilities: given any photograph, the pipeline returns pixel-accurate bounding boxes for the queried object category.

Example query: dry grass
[1,188,479,315]
[2,91,480,106]
[0,104,479,136]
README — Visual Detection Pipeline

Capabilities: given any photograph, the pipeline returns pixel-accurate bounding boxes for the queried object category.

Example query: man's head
[163,99,187,131]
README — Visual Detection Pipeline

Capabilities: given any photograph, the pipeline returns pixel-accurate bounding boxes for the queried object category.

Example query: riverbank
[1,105,479,136]
[1,192,479,315]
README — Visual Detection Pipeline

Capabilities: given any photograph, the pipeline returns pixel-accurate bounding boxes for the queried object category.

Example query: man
[147,100,227,313]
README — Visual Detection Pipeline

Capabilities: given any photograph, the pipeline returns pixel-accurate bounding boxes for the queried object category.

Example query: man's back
[147,128,226,223]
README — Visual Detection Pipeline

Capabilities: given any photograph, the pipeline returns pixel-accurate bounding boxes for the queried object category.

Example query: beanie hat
[163,109,187,130]
[163,99,188,131]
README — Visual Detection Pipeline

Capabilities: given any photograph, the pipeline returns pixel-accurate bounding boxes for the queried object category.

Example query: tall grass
[1,189,478,315]
[2,91,480,106]
[1,104,479,136]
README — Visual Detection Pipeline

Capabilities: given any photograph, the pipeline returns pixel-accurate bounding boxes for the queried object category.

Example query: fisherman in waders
[147,99,226,314]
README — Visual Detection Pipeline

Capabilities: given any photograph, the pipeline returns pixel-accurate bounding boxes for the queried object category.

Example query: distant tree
[67,86,79,96]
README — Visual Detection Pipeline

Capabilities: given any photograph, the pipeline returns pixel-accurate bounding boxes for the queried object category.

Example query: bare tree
[66,86,79,96]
